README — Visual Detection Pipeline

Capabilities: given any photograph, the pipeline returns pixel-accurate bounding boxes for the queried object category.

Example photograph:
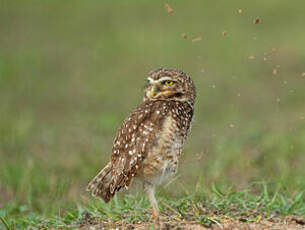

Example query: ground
[73,215,305,230]
[1,186,305,229]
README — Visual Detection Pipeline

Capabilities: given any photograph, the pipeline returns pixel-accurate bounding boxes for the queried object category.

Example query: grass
[1,182,304,229]
[0,0,305,229]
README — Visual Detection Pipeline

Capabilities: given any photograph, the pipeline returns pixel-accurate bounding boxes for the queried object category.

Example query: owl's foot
[149,213,159,222]
[149,207,160,220]
[150,213,168,229]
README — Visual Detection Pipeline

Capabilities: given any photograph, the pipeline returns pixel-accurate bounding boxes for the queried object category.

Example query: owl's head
[144,68,196,105]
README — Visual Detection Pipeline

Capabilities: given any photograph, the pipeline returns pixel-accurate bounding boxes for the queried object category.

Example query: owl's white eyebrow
[147,76,174,84]
[157,77,174,82]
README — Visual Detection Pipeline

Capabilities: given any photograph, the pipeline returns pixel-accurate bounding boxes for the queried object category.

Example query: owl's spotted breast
[138,100,193,185]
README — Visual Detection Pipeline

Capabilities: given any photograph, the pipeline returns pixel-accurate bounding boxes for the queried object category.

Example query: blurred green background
[1,0,305,215]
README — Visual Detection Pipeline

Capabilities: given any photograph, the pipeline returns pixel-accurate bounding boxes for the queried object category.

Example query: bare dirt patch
[73,213,305,230]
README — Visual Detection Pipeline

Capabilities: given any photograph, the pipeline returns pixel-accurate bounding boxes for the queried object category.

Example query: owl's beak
[149,85,159,97]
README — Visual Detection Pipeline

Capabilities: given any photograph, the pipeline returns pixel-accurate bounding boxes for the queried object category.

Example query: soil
[73,214,305,230]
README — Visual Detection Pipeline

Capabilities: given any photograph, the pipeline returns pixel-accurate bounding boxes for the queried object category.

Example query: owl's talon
[149,212,161,222]
[150,214,158,221]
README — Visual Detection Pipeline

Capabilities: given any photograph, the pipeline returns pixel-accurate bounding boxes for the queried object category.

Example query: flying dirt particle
[211,84,216,88]
[195,152,204,160]
[263,57,267,61]
[276,98,281,103]
[181,33,188,39]
[229,123,235,128]
[301,72,305,77]
[237,93,241,97]
[253,17,260,24]
[238,9,243,15]
[248,55,255,60]
[273,68,278,75]
[222,31,227,36]
[164,4,174,14]
[192,37,202,42]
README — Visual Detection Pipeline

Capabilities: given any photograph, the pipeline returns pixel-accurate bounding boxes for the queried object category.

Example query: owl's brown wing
[108,100,170,194]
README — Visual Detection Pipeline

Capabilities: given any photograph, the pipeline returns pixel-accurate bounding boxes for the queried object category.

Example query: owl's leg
[144,182,159,218]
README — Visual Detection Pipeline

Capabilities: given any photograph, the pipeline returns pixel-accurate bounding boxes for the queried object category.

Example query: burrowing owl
[87,68,196,217]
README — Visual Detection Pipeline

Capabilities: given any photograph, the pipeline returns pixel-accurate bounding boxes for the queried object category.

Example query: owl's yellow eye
[164,81,174,86]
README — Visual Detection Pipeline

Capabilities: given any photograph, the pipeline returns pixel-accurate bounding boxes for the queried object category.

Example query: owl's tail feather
[86,162,114,203]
